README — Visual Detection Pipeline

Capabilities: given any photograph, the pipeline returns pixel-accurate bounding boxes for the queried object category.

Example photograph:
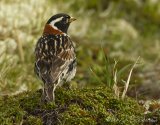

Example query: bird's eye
[62,17,70,24]
[62,18,66,23]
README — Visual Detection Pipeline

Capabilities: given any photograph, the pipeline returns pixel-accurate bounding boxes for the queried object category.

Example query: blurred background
[0,0,160,100]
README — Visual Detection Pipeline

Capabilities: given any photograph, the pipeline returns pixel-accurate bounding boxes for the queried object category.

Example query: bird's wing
[35,34,75,84]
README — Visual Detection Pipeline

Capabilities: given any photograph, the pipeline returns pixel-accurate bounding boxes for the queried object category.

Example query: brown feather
[43,24,63,35]
[35,34,75,84]
[58,50,74,60]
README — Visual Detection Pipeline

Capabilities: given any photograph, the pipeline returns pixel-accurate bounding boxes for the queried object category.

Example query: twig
[121,56,140,99]
[113,60,120,98]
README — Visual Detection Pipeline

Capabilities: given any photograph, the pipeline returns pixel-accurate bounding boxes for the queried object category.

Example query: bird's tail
[42,84,55,102]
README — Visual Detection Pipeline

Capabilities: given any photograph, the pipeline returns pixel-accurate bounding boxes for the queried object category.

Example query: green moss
[24,116,42,125]
[0,87,144,125]
[57,88,144,125]
[0,91,42,125]
[144,109,160,124]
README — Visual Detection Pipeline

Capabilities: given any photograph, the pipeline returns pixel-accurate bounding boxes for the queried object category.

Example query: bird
[34,13,77,103]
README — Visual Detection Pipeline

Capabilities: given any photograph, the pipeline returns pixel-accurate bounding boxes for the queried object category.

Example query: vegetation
[0,0,160,124]
[0,87,145,125]
[0,0,160,97]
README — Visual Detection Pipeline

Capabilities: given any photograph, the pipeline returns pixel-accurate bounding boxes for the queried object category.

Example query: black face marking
[47,13,70,24]
[47,13,71,33]
[54,18,70,33]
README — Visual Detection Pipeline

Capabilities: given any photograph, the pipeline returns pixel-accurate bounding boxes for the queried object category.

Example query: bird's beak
[69,17,76,23]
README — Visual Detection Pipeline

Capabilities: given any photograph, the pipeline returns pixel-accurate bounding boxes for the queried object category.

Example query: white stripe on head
[50,17,63,30]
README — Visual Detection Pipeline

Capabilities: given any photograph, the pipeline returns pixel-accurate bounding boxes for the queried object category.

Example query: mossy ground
[0,1,160,124]
[0,87,145,125]
[0,0,160,100]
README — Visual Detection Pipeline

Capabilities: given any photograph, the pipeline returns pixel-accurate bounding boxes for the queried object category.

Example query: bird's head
[44,13,76,34]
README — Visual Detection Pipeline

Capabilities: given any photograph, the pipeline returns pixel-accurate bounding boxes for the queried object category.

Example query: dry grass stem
[121,56,140,99]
